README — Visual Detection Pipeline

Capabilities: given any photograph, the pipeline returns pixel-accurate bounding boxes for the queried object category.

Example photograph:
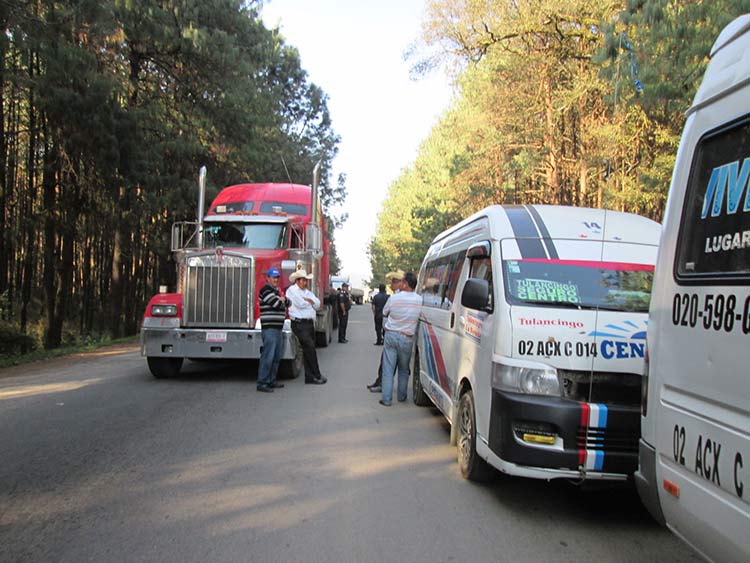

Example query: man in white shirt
[286,269,327,384]
[379,271,421,406]
[367,270,404,392]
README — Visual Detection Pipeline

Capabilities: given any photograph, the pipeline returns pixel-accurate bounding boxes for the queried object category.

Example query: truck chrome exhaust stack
[197,166,207,248]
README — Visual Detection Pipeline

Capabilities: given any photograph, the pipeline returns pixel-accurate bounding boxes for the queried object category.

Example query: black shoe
[257,386,274,393]
[379,399,391,407]
[368,385,382,393]
[306,377,326,385]
[339,339,348,343]
[374,342,383,345]
[270,382,285,389]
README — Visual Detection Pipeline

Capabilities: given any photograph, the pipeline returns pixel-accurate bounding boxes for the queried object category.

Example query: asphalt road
[0,306,699,562]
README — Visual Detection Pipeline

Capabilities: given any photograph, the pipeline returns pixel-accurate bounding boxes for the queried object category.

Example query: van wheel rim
[459,403,472,466]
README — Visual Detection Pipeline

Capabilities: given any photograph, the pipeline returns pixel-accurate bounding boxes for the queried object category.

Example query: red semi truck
[140,166,333,378]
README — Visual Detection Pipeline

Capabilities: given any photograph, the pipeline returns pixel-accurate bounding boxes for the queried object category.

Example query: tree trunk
[542,71,559,203]
[42,137,59,348]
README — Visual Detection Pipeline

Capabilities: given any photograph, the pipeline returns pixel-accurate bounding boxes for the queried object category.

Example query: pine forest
[369,0,750,280]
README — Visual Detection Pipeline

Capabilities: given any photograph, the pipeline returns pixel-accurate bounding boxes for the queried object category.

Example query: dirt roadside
[0,341,140,380]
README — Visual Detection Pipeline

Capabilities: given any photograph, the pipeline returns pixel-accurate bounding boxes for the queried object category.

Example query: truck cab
[140,173,332,379]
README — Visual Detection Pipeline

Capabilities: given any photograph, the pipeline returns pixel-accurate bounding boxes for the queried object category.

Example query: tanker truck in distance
[140,166,334,378]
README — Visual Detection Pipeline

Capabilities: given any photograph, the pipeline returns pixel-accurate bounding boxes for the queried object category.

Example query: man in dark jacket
[371,283,389,345]
[257,268,287,393]
[337,283,352,343]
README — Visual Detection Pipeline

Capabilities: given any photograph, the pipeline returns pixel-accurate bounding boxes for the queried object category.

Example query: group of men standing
[257,267,327,392]
[257,266,422,409]
[368,270,421,407]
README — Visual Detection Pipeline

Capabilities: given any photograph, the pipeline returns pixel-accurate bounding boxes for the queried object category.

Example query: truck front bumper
[140,324,296,360]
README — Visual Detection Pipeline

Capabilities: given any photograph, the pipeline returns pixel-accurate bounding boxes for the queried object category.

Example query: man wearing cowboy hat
[367,269,405,392]
[286,268,327,384]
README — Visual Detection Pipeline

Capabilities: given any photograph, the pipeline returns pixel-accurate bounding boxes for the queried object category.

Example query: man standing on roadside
[379,271,421,406]
[337,283,351,343]
[371,283,388,345]
[257,268,287,393]
[367,270,404,392]
[287,269,327,385]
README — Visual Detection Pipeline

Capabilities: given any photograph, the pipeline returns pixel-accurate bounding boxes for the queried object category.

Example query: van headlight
[492,361,561,396]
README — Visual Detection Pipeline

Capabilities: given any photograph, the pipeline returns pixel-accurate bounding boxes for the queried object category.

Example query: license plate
[206,331,227,343]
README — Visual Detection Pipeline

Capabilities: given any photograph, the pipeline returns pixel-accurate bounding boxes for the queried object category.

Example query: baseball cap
[267,267,281,278]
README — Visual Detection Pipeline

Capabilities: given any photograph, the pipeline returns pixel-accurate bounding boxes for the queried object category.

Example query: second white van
[414,205,660,482]
[636,15,750,562]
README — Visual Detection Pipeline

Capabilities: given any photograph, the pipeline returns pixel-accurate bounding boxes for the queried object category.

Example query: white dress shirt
[286,283,320,320]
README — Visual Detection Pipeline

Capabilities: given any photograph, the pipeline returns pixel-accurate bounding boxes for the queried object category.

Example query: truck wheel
[412,347,430,406]
[279,352,303,379]
[147,357,183,379]
[457,390,493,481]
[315,308,331,347]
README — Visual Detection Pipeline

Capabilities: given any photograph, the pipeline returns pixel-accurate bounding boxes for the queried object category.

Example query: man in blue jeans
[380,272,421,406]
[257,268,288,392]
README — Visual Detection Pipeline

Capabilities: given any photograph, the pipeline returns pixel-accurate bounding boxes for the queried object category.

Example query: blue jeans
[381,330,413,405]
[258,328,283,388]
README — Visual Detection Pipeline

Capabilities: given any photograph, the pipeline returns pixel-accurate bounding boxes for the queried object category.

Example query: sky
[260,0,453,289]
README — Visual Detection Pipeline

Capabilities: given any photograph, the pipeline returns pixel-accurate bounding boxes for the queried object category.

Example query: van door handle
[450,312,455,328]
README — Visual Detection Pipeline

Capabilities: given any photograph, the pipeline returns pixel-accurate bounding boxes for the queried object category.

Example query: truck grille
[183,252,254,328]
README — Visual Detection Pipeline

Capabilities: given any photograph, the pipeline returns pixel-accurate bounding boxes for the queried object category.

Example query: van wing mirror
[461,278,491,311]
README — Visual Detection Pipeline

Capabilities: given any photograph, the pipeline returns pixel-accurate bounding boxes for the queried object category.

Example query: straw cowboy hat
[385,270,405,280]
[290,269,314,282]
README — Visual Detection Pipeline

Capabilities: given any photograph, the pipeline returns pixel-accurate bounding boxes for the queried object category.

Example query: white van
[413,205,660,482]
[635,15,750,562]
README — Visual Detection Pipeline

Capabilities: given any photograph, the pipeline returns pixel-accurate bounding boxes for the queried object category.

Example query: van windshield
[503,259,654,313]
[203,223,286,250]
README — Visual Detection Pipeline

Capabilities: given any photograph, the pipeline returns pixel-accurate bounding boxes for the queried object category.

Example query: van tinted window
[676,115,750,282]
[421,250,466,309]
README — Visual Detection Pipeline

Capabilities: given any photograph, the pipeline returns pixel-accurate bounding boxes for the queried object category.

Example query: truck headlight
[492,361,561,396]
[151,304,178,317]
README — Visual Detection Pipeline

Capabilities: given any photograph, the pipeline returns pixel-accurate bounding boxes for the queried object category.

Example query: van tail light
[663,479,680,498]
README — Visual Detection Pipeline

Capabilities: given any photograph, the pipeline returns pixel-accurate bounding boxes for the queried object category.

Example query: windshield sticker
[516,279,580,304]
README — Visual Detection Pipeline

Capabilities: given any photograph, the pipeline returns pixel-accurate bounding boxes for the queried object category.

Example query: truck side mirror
[461,278,491,312]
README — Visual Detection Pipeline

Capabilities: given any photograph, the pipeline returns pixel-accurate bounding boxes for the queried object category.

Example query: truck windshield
[203,223,286,250]
[503,259,654,313]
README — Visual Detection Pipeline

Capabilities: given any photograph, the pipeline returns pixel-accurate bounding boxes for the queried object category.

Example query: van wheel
[457,390,493,481]
[147,357,183,379]
[412,348,430,406]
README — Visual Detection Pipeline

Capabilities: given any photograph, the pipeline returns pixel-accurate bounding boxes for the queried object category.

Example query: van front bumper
[488,390,639,477]
[140,326,296,360]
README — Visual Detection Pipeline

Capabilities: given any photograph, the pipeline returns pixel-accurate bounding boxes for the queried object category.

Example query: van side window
[421,250,467,309]
[469,256,493,310]
[676,114,750,282]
